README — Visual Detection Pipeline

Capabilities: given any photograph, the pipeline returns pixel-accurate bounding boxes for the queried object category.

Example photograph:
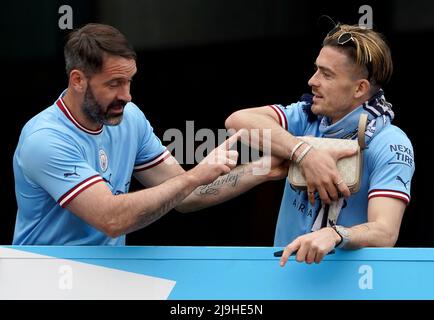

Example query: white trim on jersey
[268,104,288,130]
[59,175,104,207]
[134,150,171,172]
[57,98,103,135]
[368,189,410,204]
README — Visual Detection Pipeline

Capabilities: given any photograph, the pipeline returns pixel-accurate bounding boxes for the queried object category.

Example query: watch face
[334,225,350,248]
[337,226,349,237]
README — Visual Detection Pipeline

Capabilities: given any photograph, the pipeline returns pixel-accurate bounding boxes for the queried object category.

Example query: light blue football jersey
[269,103,415,246]
[13,91,169,245]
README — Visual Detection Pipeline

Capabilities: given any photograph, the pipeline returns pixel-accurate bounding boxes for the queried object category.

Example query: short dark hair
[64,23,137,77]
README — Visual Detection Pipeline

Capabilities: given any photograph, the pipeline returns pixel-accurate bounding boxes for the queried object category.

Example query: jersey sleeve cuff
[368,189,410,205]
[58,175,104,208]
[267,104,288,130]
[134,149,171,172]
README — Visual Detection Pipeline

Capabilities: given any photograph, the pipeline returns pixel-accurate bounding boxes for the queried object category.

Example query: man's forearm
[344,222,399,249]
[109,172,200,236]
[176,163,268,213]
[225,109,299,159]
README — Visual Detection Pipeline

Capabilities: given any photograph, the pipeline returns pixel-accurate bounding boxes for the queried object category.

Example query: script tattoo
[138,193,185,229]
[195,168,246,196]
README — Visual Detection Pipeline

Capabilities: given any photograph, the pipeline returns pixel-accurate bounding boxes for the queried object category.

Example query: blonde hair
[323,24,393,87]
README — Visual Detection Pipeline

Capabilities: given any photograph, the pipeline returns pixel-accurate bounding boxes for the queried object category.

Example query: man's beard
[82,87,127,126]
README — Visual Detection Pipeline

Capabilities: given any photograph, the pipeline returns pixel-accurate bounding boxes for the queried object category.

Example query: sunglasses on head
[327,25,373,81]
[327,24,356,46]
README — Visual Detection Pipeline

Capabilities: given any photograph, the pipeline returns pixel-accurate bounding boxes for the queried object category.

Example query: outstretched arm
[66,133,241,238]
[134,138,288,213]
[176,155,288,212]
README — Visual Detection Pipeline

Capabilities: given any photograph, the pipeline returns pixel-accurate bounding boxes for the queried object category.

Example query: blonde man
[226,24,415,264]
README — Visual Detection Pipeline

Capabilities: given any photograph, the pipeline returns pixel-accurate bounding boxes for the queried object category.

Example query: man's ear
[69,70,87,93]
[354,79,371,100]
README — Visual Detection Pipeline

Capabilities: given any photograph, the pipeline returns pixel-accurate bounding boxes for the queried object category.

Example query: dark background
[1,0,433,247]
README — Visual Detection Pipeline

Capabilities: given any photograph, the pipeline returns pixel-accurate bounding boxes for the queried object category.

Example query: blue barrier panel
[1,246,433,299]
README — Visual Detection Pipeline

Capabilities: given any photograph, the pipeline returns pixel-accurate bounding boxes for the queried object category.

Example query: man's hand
[279,227,341,266]
[299,147,357,205]
[188,131,241,186]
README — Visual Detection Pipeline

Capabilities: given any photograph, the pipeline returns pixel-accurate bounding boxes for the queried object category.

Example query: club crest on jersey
[99,149,108,172]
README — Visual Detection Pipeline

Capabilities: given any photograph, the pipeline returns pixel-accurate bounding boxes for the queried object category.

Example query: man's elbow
[94,203,126,238]
[99,217,125,238]
[376,227,399,247]
[386,231,399,247]
[225,110,245,130]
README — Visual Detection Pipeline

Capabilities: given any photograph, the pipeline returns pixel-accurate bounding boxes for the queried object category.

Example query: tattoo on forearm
[195,168,245,196]
[157,198,178,215]
[140,193,185,228]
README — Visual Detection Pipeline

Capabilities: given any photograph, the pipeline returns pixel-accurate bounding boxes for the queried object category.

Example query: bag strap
[357,114,368,150]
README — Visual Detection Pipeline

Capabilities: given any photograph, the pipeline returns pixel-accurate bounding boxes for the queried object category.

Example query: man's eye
[322,71,332,78]
[109,82,119,88]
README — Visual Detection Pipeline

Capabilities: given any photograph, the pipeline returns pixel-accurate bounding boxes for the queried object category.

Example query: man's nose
[118,84,132,102]
[308,71,320,88]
